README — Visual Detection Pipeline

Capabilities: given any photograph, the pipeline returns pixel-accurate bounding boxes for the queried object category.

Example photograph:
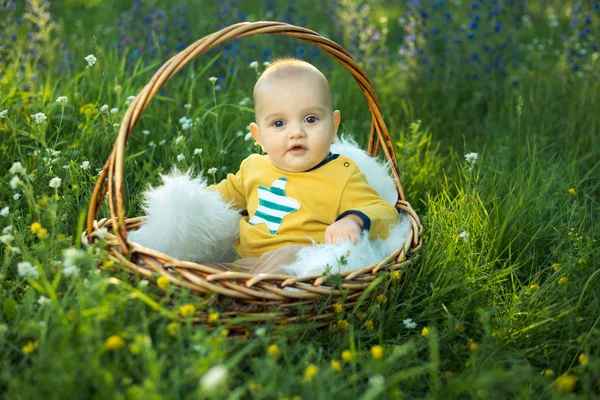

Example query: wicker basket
[83,21,423,334]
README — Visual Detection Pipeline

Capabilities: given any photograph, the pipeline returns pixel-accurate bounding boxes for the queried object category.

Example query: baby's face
[250,71,341,172]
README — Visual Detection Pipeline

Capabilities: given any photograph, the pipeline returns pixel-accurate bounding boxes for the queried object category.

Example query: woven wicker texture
[83,21,423,332]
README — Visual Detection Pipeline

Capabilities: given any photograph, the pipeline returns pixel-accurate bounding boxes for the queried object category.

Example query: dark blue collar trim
[305,152,339,172]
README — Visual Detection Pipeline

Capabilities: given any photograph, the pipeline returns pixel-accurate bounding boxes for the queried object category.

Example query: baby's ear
[332,110,341,142]
[249,122,262,145]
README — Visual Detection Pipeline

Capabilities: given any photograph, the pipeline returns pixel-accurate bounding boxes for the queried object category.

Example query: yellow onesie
[209,153,399,258]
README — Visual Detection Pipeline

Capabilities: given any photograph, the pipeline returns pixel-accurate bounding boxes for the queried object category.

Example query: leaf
[3,298,18,321]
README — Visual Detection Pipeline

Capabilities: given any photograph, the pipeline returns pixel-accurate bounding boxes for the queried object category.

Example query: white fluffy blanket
[128,135,410,277]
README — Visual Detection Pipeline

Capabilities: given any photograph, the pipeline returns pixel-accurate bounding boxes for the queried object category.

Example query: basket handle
[86,21,405,254]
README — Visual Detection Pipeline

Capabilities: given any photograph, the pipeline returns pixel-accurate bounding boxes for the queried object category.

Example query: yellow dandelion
[555,373,578,393]
[22,340,40,354]
[421,327,430,337]
[568,188,576,195]
[156,276,170,290]
[167,321,179,336]
[102,260,115,269]
[37,228,49,240]
[528,283,539,290]
[376,294,388,305]
[105,335,125,351]
[333,302,343,314]
[303,364,319,382]
[444,371,453,379]
[337,320,349,330]
[341,350,353,362]
[267,344,281,358]
[558,277,568,285]
[468,340,480,352]
[30,222,42,234]
[38,198,48,208]
[364,320,374,331]
[208,312,220,323]
[178,304,196,318]
[391,271,401,280]
[370,345,384,360]
[330,360,342,372]
[577,259,584,265]
[455,324,466,332]
[542,369,554,377]
[249,383,262,393]
[552,263,560,271]
[356,312,366,321]
[578,353,588,366]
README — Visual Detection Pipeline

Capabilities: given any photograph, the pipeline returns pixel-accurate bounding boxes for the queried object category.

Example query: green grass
[1,1,599,399]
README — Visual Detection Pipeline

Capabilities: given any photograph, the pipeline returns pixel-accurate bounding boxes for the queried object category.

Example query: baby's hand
[325,214,363,244]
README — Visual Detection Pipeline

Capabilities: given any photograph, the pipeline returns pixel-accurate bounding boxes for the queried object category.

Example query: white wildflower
[62,265,80,277]
[62,247,84,277]
[113,84,122,93]
[194,148,203,156]
[0,206,9,217]
[17,261,39,279]
[2,225,13,234]
[10,176,22,190]
[63,165,70,169]
[200,365,228,391]
[244,132,253,141]
[175,135,185,144]
[49,177,62,188]
[81,161,90,170]
[139,279,149,288]
[100,104,109,113]
[547,15,559,29]
[96,227,108,240]
[263,61,271,67]
[184,103,192,109]
[0,109,7,118]
[177,154,185,162]
[459,231,470,241]
[142,129,150,135]
[85,54,97,68]
[236,130,243,137]
[159,139,166,146]
[0,234,13,245]
[149,141,156,147]
[110,108,119,114]
[10,246,20,254]
[464,152,478,164]
[56,96,68,105]
[238,97,250,106]
[37,296,50,305]
[31,112,47,125]
[125,95,136,106]
[113,123,120,129]
[13,193,22,200]
[207,167,217,174]
[10,161,26,175]
[249,61,258,69]
[403,318,417,329]
[10,161,27,175]
[208,76,218,84]
[369,375,385,388]
[379,16,388,24]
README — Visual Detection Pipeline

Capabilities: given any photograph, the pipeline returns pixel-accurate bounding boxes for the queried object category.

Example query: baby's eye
[305,116,319,124]
[272,120,285,128]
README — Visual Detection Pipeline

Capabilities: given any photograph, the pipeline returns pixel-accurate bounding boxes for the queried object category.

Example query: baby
[206,58,400,272]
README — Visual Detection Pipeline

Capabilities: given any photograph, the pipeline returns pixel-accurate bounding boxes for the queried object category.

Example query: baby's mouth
[288,144,307,154]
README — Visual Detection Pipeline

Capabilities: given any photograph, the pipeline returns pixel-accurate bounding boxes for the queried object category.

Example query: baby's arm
[331,170,399,242]
[206,159,248,210]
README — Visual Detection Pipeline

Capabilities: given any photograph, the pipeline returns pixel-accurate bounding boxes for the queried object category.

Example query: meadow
[1,0,599,398]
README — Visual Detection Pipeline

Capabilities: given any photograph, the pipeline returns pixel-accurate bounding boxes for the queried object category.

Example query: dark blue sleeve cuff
[335,210,371,232]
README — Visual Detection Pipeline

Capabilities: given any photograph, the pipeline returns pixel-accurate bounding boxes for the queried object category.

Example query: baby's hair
[252,57,332,113]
